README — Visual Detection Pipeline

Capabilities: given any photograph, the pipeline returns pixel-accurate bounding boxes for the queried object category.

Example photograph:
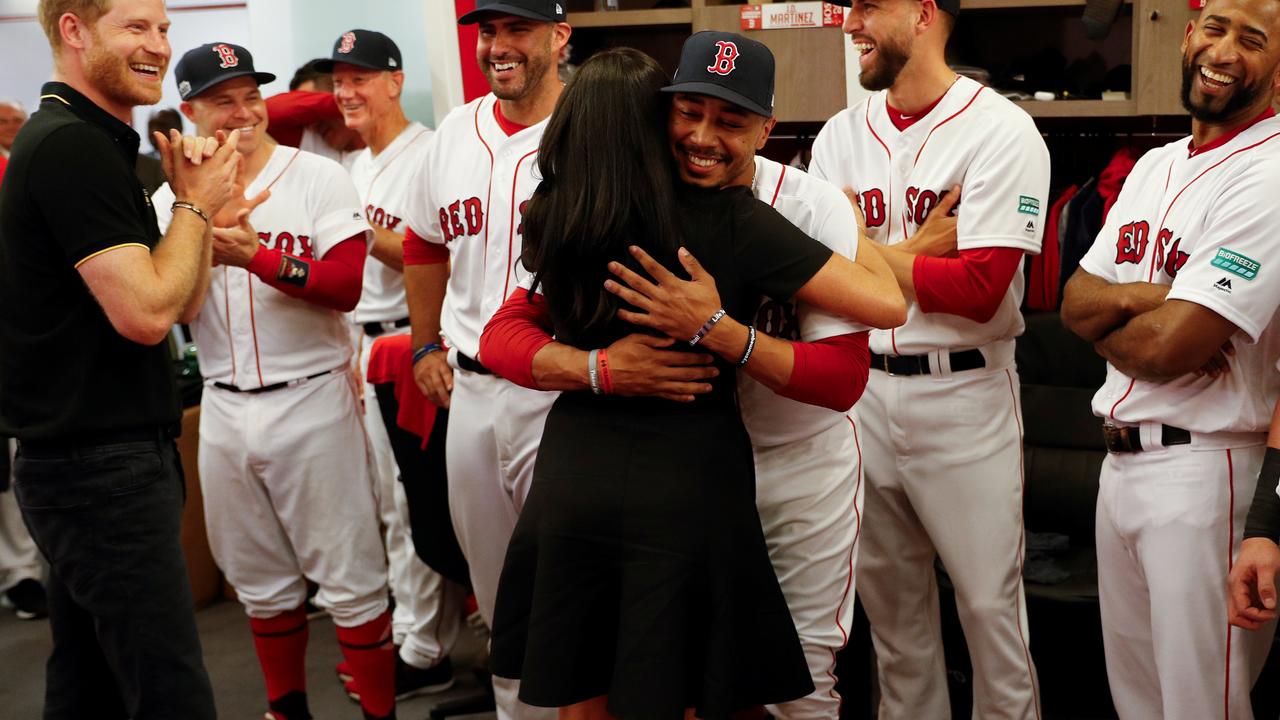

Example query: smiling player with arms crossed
[1061,0,1280,715]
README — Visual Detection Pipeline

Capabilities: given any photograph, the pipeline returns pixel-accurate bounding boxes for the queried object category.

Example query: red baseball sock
[335,610,396,719]
[249,606,310,704]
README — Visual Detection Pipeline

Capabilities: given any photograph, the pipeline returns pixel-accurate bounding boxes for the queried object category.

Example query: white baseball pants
[446,369,556,720]
[1097,440,1277,720]
[199,372,389,627]
[858,364,1040,720]
[758,415,864,720]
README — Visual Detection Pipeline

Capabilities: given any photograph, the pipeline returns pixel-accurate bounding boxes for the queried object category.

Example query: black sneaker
[345,656,456,703]
[395,655,454,699]
[5,579,48,620]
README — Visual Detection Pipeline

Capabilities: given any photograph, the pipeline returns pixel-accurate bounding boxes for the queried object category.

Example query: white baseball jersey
[300,127,357,170]
[154,146,371,387]
[809,75,1050,356]
[1078,114,1280,434]
[739,156,867,447]
[404,94,545,362]
[350,122,434,324]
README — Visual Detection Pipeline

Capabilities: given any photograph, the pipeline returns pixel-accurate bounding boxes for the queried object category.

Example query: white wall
[0,0,447,145]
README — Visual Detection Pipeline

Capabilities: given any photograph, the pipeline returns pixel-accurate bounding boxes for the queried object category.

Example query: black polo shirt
[0,82,179,441]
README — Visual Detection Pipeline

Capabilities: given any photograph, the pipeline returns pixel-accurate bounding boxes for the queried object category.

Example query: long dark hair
[521,47,681,338]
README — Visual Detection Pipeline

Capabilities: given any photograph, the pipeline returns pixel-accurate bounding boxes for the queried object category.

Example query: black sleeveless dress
[490,186,834,718]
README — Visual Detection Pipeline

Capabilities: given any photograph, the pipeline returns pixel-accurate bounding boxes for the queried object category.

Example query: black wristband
[1244,446,1280,543]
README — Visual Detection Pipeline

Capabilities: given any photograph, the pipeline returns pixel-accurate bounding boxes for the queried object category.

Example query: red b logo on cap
[212,44,239,69]
[707,40,738,76]
[339,31,356,54]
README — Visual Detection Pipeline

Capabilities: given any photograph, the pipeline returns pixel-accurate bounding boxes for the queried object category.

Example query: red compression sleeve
[247,236,367,312]
[912,247,1024,323]
[779,332,870,412]
[479,290,555,389]
[403,226,449,266]
[265,91,342,147]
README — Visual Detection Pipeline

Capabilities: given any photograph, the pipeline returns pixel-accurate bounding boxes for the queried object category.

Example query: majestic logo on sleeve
[212,44,239,69]
[1114,221,1189,279]
[707,41,739,76]
[366,205,402,231]
[438,198,484,243]
[338,32,357,54]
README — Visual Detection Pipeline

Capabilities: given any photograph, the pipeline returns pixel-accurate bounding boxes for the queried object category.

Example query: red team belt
[212,368,340,395]
[869,349,985,376]
[1101,423,1192,453]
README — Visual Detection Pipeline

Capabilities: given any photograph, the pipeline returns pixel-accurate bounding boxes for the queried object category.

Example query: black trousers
[372,384,470,587]
[14,438,216,720]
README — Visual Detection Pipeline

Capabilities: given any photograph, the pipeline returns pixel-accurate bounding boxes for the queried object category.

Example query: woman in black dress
[487,48,882,719]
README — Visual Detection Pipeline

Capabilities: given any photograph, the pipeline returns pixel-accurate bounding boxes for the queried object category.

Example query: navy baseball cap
[175,43,276,100]
[828,0,961,15]
[458,0,567,25]
[314,30,403,73]
[663,31,775,118]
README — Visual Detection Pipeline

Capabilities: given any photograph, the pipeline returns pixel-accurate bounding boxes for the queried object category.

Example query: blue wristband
[413,343,443,365]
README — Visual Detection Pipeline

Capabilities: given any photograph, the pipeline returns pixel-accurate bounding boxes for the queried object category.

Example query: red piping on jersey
[826,415,864,708]
[506,149,539,302]
[1223,448,1233,717]
[474,99,497,270]
[914,84,985,168]
[247,274,265,387]
[769,166,786,207]
[865,102,900,355]
[1146,130,1280,283]
[362,128,431,200]
[1006,368,1042,720]
[1224,448,1235,720]
[1188,107,1275,158]
[1109,379,1137,421]
[223,266,236,385]
[262,148,301,195]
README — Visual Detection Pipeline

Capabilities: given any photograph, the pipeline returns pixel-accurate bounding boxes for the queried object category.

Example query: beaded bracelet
[588,349,602,395]
[737,326,758,367]
[412,343,443,365]
[689,308,727,346]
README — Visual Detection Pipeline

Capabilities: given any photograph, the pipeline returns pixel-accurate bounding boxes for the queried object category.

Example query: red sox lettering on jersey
[350,122,434,325]
[1079,114,1280,434]
[403,94,545,361]
[809,76,1050,356]
[151,146,371,388]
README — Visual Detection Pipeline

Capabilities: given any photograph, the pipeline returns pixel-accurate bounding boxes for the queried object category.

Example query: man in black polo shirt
[0,1,241,717]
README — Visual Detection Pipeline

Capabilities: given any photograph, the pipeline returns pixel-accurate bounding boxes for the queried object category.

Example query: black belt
[1102,423,1192,453]
[870,349,986,376]
[361,317,411,338]
[213,368,338,395]
[455,352,492,375]
[19,424,175,457]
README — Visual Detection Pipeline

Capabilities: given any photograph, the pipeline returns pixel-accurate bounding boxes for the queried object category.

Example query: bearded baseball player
[401,1,570,718]
[318,29,461,701]
[1061,0,1280,715]
[152,43,397,720]
[476,32,958,719]
[810,1,1050,718]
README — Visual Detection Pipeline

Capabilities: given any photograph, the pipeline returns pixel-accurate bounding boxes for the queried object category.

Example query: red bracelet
[598,348,614,394]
